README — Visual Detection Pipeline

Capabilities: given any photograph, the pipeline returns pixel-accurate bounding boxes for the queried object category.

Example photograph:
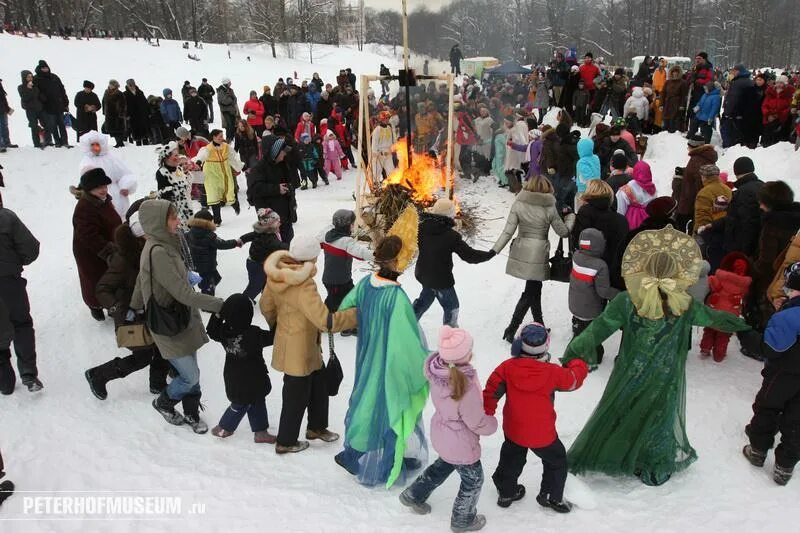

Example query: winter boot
[774,464,794,486]
[300,178,309,191]
[0,480,14,507]
[90,308,105,321]
[502,298,529,343]
[399,489,431,514]
[211,204,222,226]
[275,441,310,454]
[0,350,15,395]
[497,484,525,508]
[83,357,122,400]
[451,514,486,532]
[306,429,339,442]
[182,393,208,434]
[152,392,185,425]
[211,426,234,438]
[742,445,767,467]
[341,328,357,337]
[22,377,43,392]
[254,430,277,444]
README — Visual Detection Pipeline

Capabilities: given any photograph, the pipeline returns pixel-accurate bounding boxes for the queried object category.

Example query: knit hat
[428,198,456,219]
[126,78,136,87]
[83,80,94,89]
[256,207,281,228]
[687,134,705,147]
[300,132,311,142]
[511,323,550,358]
[785,262,800,291]
[778,75,789,85]
[332,209,356,229]
[268,136,290,161]
[611,152,628,170]
[175,127,191,140]
[758,181,794,210]
[221,77,231,85]
[78,168,112,191]
[733,156,755,176]
[699,164,720,178]
[288,235,320,262]
[219,293,255,336]
[645,196,677,218]
[128,212,145,238]
[163,88,172,97]
[194,209,214,222]
[438,326,474,364]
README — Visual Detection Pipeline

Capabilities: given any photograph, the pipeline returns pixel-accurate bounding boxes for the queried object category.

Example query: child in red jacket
[483,323,588,514]
[700,252,752,362]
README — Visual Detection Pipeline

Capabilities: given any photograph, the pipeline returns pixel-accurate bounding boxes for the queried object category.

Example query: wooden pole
[401,0,412,166]
[355,74,367,224]
[445,73,455,200]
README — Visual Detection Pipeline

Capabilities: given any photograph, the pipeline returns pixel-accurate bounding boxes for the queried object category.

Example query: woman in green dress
[561,226,750,486]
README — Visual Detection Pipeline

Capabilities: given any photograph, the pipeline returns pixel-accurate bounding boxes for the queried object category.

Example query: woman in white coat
[79,131,138,219]
[503,113,529,193]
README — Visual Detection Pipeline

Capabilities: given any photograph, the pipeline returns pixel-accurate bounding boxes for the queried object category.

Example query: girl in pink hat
[400,326,497,532]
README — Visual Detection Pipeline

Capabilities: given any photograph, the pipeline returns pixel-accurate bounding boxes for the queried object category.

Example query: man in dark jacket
[183,86,209,138]
[247,135,297,243]
[73,80,101,141]
[449,45,464,75]
[102,79,127,147]
[315,90,333,126]
[19,70,47,147]
[548,53,569,106]
[198,78,215,123]
[282,85,308,134]
[412,199,494,327]
[124,79,150,145]
[0,198,42,394]
[33,59,71,147]
[259,86,278,118]
[0,80,16,151]
[597,125,637,180]
[217,78,238,142]
[721,65,761,148]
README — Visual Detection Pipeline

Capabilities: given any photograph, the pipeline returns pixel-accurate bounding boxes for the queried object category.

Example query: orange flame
[384,138,452,205]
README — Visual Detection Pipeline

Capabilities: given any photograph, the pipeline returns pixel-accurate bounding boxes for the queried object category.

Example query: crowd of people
[1,47,800,531]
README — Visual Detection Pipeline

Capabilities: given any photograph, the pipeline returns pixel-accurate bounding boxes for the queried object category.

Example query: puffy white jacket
[78,131,138,218]
[623,87,650,121]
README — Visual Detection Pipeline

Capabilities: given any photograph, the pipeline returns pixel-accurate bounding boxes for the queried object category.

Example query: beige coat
[492,191,572,281]
[261,251,357,377]
[768,231,800,304]
[130,199,223,359]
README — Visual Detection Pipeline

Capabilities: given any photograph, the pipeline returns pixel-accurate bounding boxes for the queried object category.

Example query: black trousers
[324,281,354,313]
[0,276,37,381]
[492,437,568,502]
[518,280,543,324]
[572,316,604,363]
[277,368,329,446]
[121,347,170,389]
[746,367,800,469]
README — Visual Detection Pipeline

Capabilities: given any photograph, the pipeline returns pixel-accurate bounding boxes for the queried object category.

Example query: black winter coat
[753,203,800,292]
[74,90,101,134]
[246,155,298,225]
[18,73,43,114]
[102,88,127,136]
[33,64,68,114]
[0,82,8,115]
[572,196,629,289]
[315,97,334,125]
[185,219,238,275]
[738,296,800,374]
[198,82,215,103]
[259,93,278,117]
[710,173,764,257]
[240,224,288,263]
[184,95,209,131]
[0,207,40,277]
[207,316,273,404]
[556,131,579,179]
[597,137,637,179]
[415,214,493,289]
[124,87,150,139]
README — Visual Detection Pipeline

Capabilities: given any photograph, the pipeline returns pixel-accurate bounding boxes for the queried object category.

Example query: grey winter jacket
[687,260,711,303]
[0,208,40,277]
[217,85,239,116]
[492,191,573,281]
[568,228,618,320]
[130,199,223,359]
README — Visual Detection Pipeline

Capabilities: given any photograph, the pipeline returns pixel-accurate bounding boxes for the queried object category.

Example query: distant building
[337,1,363,45]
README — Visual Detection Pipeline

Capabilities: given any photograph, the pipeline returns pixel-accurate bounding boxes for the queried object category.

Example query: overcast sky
[363,0,452,13]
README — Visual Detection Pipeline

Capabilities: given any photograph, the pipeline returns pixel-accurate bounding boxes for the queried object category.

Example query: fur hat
[758,181,794,210]
[697,51,708,60]
[733,156,755,176]
[83,80,94,89]
[438,326,473,365]
[288,235,320,262]
[428,198,456,219]
[256,208,281,232]
[511,323,550,358]
[78,168,112,191]
[108,79,120,88]
[302,112,312,121]
[699,164,720,178]
[221,77,231,85]
[645,196,677,218]
[332,209,356,229]
[126,78,136,87]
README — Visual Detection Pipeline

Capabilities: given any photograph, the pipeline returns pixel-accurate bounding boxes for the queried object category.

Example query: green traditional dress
[334,273,430,488]
[561,292,749,485]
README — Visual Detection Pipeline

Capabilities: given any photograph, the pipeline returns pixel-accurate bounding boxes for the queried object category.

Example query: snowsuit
[78,131,138,219]
[572,88,590,126]
[700,252,752,362]
[691,87,721,143]
[492,133,507,186]
[323,135,345,180]
[185,216,238,296]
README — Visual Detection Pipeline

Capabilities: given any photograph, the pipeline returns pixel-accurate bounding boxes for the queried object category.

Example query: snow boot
[742,445,767,467]
[211,204,222,226]
[306,429,339,442]
[275,441,310,454]
[211,426,234,438]
[254,430,277,444]
[0,350,15,395]
[300,179,309,191]
[537,492,572,513]
[774,464,794,486]
[22,377,43,392]
[152,392,184,425]
[90,308,105,321]
[232,201,241,216]
[0,480,14,507]
[182,393,208,434]
[341,328,357,337]
[399,489,431,514]
[502,298,529,343]
[451,514,486,532]
[497,484,525,508]
[85,359,126,400]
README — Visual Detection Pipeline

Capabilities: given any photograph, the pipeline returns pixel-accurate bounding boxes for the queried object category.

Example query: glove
[693,106,700,114]
[125,309,136,322]
[187,270,202,286]
[547,168,556,175]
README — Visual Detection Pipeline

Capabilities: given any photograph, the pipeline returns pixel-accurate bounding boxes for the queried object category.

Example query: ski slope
[1,33,800,532]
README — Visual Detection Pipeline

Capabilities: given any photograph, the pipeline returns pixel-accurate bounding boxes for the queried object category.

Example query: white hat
[288,235,321,262]
[428,198,456,219]
[221,77,231,85]
[128,212,145,238]
[777,75,789,85]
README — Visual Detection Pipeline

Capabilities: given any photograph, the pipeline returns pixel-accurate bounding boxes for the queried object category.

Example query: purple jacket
[425,354,498,465]
[510,139,543,179]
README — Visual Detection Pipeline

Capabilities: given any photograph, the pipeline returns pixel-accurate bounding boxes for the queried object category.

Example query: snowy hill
[1,33,800,532]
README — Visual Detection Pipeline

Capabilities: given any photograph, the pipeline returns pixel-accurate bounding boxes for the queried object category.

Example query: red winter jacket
[762,85,794,125]
[579,63,600,91]
[243,98,265,128]
[483,357,588,448]
[707,252,752,316]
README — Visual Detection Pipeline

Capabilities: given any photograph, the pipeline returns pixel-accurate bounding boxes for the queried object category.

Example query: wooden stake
[445,73,455,200]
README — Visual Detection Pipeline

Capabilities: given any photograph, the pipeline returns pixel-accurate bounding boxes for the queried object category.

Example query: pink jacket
[323,137,344,162]
[425,354,498,465]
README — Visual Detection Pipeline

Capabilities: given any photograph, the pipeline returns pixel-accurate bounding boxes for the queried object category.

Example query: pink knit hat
[438,326,474,365]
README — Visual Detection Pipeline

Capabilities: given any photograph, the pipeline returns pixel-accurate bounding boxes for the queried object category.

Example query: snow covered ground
[1,33,800,532]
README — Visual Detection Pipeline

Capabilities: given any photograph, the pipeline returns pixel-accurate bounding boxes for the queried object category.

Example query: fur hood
[264,250,317,293]
[516,190,556,208]
[187,217,217,232]
[79,130,110,156]
[689,144,717,158]
[669,65,683,79]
